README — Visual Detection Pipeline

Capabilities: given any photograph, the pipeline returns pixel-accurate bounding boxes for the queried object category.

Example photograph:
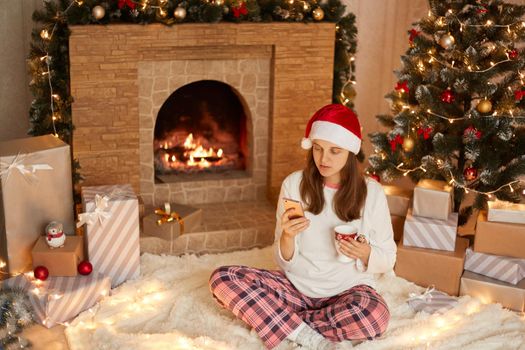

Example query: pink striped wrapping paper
[2,273,110,328]
[464,248,525,285]
[80,184,140,288]
[403,209,458,251]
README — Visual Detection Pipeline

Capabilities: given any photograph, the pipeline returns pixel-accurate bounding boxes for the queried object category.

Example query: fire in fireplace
[154,80,248,182]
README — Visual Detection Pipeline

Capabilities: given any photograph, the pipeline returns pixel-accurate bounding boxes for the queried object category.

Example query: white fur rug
[65,247,525,350]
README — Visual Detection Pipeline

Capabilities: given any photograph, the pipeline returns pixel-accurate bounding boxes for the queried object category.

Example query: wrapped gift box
[0,135,75,279]
[2,272,111,327]
[407,287,458,314]
[465,248,525,285]
[395,237,469,296]
[32,236,84,277]
[390,215,405,242]
[474,211,525,259]
[403,209,458,251]
[143,203,202,241]
[383,185,413,216]
[460,271,525,312]
[487,199,525,224]
[80,184,140,287]
[413,179,453,220]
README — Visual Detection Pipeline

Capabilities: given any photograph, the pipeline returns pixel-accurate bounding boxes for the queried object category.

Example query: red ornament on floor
[34,265,49,281]
[78,261,93,276]
[441,89,455,103]
[464,167,478,181]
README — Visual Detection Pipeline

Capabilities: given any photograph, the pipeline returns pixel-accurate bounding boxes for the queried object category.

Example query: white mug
[334,224,358,263]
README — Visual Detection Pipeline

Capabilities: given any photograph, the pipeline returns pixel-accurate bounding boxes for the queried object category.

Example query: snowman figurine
[46,221,66,248]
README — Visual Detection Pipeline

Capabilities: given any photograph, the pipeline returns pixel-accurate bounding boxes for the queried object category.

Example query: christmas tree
[368,0,525,223]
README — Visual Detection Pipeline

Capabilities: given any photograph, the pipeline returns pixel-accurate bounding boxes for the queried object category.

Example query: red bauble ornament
[34,265,49,281]
[441,89,455,103]
[78,261,93,276]
[369,173,380,182]
[508,49,519,59]
[464,167,478,181]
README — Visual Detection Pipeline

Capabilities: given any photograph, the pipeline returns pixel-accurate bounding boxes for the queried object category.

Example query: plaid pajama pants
[209,265,390,349]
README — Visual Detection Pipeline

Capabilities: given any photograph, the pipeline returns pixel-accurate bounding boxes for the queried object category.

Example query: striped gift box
[407,287,458,314]
[3,273,110,328]
[80,184,140,287]
[465,248,525,285]
[403,209,458,251]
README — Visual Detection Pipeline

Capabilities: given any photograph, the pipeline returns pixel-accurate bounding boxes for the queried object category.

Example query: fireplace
[154,80,248,183]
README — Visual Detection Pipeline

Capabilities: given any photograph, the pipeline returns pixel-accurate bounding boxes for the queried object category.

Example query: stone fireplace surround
[69,23,335,254]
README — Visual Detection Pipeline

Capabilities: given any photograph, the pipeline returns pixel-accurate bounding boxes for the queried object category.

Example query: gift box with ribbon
[413,179,454,221]
[0,135,75,279]
[464,248,525,285]
[78,184,140,287]
[143,202,202,241]
[407,286,458,314]
[2,272,111,328]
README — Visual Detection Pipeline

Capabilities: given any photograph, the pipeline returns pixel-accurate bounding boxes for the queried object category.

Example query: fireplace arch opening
[154,80,249,183]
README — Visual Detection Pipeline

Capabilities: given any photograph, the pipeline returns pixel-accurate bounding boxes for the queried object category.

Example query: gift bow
[0,153,53,183]
[76,194,112,228]
[408,285,435,302]
[155,203,185,233]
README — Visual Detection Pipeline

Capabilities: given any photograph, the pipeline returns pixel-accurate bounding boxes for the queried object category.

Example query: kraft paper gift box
[2,272,111,328]
[406,287,458,314]
[403,209,458,251]
[395,237,469,296]
[464,248,525,285]
[413,179,453,220]
[474,211,525,259]
[79,184,140,287]
[383,185,413,216]
[32,236,84,277]
[390,215,405,241]
[143,202,202,241]
[460,271,525,312]
[487,199,525,224]
[0,135,75,279]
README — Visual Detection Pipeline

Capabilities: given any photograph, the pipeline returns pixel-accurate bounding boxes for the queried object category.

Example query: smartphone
[283,198,305,220]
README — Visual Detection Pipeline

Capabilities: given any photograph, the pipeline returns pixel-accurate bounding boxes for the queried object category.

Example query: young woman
[209,104,396,350]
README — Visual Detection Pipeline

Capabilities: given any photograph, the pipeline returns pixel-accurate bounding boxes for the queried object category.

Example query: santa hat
[301,104,362,154]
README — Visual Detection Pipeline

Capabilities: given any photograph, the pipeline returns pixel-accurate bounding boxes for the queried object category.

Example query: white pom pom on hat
[301,104,362,154]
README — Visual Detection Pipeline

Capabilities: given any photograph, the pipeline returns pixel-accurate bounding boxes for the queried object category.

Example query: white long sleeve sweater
[273,170,397,298]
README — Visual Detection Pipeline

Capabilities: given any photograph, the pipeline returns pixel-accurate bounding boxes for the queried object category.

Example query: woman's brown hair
[300,150,367,221]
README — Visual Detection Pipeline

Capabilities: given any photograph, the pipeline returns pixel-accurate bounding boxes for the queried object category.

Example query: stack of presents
[385,179,525,312]
[0,134,200,328]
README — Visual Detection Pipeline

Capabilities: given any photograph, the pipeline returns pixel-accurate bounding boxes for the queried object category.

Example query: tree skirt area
[65,247,525,350]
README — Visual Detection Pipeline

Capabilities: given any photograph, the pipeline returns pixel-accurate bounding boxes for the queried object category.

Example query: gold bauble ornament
[312,7,324,21]
[476,99,492,114]
[341,83,356,101]
[92,5,105,20]
[402,137,415,152]
[174,6,187,20]
[438,33,455,50]
[303,2,311,12]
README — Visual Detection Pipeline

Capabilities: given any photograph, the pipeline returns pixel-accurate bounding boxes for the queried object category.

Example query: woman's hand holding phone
[281,198,309,238]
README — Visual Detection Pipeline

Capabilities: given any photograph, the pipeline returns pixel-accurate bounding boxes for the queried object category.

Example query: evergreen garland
[27,0,358,186]
[0,288,33,349]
